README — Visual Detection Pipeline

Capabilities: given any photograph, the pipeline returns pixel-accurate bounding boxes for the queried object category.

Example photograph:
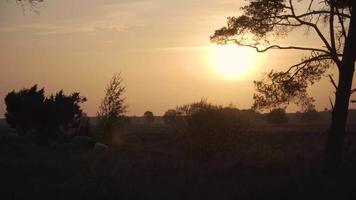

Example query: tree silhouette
[4,85,86,145]
[4,85,44,135]
[97,73,127,143]
[211,0,355,172]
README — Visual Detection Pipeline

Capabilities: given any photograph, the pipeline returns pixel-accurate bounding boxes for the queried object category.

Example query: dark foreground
[1,120,356,200]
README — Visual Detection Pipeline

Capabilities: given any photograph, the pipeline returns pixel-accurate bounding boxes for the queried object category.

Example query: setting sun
[211,45,257,80]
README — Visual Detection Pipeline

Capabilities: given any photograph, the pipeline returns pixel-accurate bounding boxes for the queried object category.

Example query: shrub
[299,106,319,123]
[178,100,249,159]
[266,108,288,124]
[4,85,86,145]
[144,111,154,123]
[163,109,182,124]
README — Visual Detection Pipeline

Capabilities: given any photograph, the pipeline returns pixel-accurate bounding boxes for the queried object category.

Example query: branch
[285,54,331,74]
[328,75,338,90]
[289,0,339,63]
[329,96,334,110]
[329,1,336,54]
[235,43,330,54]
[297,11,350,19]
[335,8,347,38]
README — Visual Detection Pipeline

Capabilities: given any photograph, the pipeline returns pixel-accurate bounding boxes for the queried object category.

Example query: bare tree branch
[233,42,330,54]
[328,74,338,90]
[329,96,335,110]
[289,0,340,64]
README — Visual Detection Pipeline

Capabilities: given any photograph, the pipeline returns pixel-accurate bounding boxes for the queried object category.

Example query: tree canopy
[211,0,354,111]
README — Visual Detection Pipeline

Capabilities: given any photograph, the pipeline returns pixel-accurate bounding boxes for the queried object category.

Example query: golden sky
[0,0,355,116]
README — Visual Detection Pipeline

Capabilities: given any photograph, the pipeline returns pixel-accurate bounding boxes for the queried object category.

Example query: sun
[210,44,257,80]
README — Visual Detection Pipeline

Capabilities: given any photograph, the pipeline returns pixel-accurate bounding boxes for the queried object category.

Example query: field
[0,116,356,200]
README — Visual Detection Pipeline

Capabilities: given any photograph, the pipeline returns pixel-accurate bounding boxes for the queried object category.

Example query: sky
[0,0,355,116]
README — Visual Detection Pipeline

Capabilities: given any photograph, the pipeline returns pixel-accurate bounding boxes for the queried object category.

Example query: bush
[299,106,319,123]
[177,100,249,159]
[163,109,182,124]
[266,108,288,124]
[4,85,86,145]
[144,111,154,123]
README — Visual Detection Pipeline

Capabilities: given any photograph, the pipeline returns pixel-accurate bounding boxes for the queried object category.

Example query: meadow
[1,112,356,200]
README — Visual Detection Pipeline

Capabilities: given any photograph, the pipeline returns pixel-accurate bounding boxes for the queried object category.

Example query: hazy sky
[0,0,355,116]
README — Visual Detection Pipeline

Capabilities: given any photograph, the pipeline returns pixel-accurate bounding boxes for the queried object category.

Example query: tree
[211,0,355,172]
[266,108,288,124]
[96,73,127,143]
[144,111,154,123]
[4,85,44,135]
[4,85,86,145]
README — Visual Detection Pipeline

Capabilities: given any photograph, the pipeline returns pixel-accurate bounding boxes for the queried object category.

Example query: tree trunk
[324,3,355,173]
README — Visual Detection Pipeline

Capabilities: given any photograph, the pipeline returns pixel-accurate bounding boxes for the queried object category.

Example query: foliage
[298,105,319,123]
[4,85,86,145]
[266,108,288,124]
[178,100,250,159]
[96,74,128,144]
[144,111,154,123]
[163,109,183,125]
[4,85,44,135]
[211,0,353,111]
[211,0,355,171]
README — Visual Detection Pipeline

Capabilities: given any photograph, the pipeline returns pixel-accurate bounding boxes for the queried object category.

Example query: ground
[0,117,356,200]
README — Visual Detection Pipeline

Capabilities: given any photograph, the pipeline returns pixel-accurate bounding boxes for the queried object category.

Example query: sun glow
[210,45,257,80]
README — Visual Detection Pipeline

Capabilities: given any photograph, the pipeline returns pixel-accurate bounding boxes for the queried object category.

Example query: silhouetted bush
[266,108,288,124]
[144,111,154,123]
[298,106,319,123]
[178,100,250,159]
[163,109,183,124]
[4,85,86,145]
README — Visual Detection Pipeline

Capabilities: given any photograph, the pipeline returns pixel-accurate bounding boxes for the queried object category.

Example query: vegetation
[211,0,356,172]
[266,108,288,124]
[298,105,320,123]
[174,100,251,159]
[96,74,128,144]
[4,85,86,145]
[163,109,183,125]
[144,111,154,123]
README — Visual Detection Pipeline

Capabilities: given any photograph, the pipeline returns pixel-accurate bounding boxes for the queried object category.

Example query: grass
[0,118,355,199]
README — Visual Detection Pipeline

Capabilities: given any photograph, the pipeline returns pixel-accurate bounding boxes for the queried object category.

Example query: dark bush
[163,109,182,124]
[299,107,319,123]
[4,85,86,145]
[144,111,154,123]
[266,108,288,124]
[178,100,249,159]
